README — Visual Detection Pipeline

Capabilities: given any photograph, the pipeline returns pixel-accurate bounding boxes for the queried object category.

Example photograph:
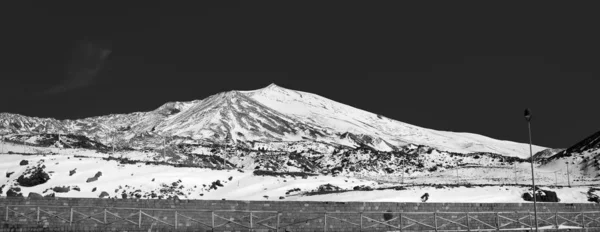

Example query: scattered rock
[86,176,99,183]
[421,193,429,202]
[6,172,14,178]
[69,169,76,176]
[52,186,70,193]
[44,193,55,198]
[17,165,50,187]
[27,192,43,199]
[7,187,23,197]
[99,191,109,198]
[92,187,97,192]
[353,185,373,191]
[317,184,342,192]
[19,160,29,166]
[522,187,560,202]
[228,176,233,181]
[279,196,285,200]
[72,186,81,191]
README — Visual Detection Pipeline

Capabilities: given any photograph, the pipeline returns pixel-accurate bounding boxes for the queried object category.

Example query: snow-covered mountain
[541,130,600,177]
[0,83,544,157]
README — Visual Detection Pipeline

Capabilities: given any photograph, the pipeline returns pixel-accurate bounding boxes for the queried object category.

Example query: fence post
[36,206,40,223]
[211,211,215,231]
[324,212,327,232]
[175,210,178,229]
[434,212,438,232]
[581,210,585,230]
[496,212,500,231]
[399,213,402,232]
[529,211,533,231]
[69,207,73,227]
[360,212,363,232]
[554,211,559,231]
[250,211,253,231]
[104,208,107,224]
[5,205,8,221]
[276,212,280,232]
[139,209,142,228]
[466,212,470,231]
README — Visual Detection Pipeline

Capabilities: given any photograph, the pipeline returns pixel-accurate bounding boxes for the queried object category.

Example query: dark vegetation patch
[19,160,28,166]
[253,170,317,178]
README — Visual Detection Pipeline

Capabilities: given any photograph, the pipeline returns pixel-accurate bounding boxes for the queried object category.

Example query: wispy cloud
[42,40,112,95]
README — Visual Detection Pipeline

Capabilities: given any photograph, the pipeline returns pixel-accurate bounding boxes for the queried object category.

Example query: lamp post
[565,161,571,187]
[525,108,538,231]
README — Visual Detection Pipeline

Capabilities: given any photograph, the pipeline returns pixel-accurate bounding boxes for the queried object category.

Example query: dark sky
[1,2,599,149]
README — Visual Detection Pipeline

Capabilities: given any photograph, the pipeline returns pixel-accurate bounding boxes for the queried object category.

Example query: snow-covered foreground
[0,149,595,203]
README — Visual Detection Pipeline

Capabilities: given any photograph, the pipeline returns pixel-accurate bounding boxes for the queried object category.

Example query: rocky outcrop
[16,165,50,187]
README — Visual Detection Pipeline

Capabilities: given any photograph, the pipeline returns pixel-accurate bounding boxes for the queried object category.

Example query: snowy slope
[243,84,545,157]
[1,83,545,157]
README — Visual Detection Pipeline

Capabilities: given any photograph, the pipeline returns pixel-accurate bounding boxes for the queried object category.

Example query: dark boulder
[7,187,23,197]
[86,176,98,183]
[16,166,50,187]
[522,187,560,202]
[99,191,109,198]
[27,192,43,199]
[44,193,55,198]
[19,160,29,166]
[52,186,70,193]
[6,172,14,178]
[421,193,429,202]
[92,187,97,192]
[69,169,76,176]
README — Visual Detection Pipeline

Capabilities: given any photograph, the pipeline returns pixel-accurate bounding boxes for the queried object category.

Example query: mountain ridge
[0,83,546,157]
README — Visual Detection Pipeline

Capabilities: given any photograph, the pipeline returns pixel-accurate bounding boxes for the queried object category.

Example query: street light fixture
[525,108,538,231]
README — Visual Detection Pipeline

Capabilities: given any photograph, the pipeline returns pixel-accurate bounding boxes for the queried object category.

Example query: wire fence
[2,204,599,231]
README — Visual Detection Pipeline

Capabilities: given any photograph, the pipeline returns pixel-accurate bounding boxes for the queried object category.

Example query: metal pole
[37,207,40,223]
[527,118,539,232]
[104,209,107,224]
[250,211,253,231]
[456,168,459,184]
[566,162,571,187]
[514,163,518,185]
[70,207,73,227]
[174,210,178,229]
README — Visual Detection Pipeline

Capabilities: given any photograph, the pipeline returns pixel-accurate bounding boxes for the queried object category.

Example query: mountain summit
[0,84,545,157]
